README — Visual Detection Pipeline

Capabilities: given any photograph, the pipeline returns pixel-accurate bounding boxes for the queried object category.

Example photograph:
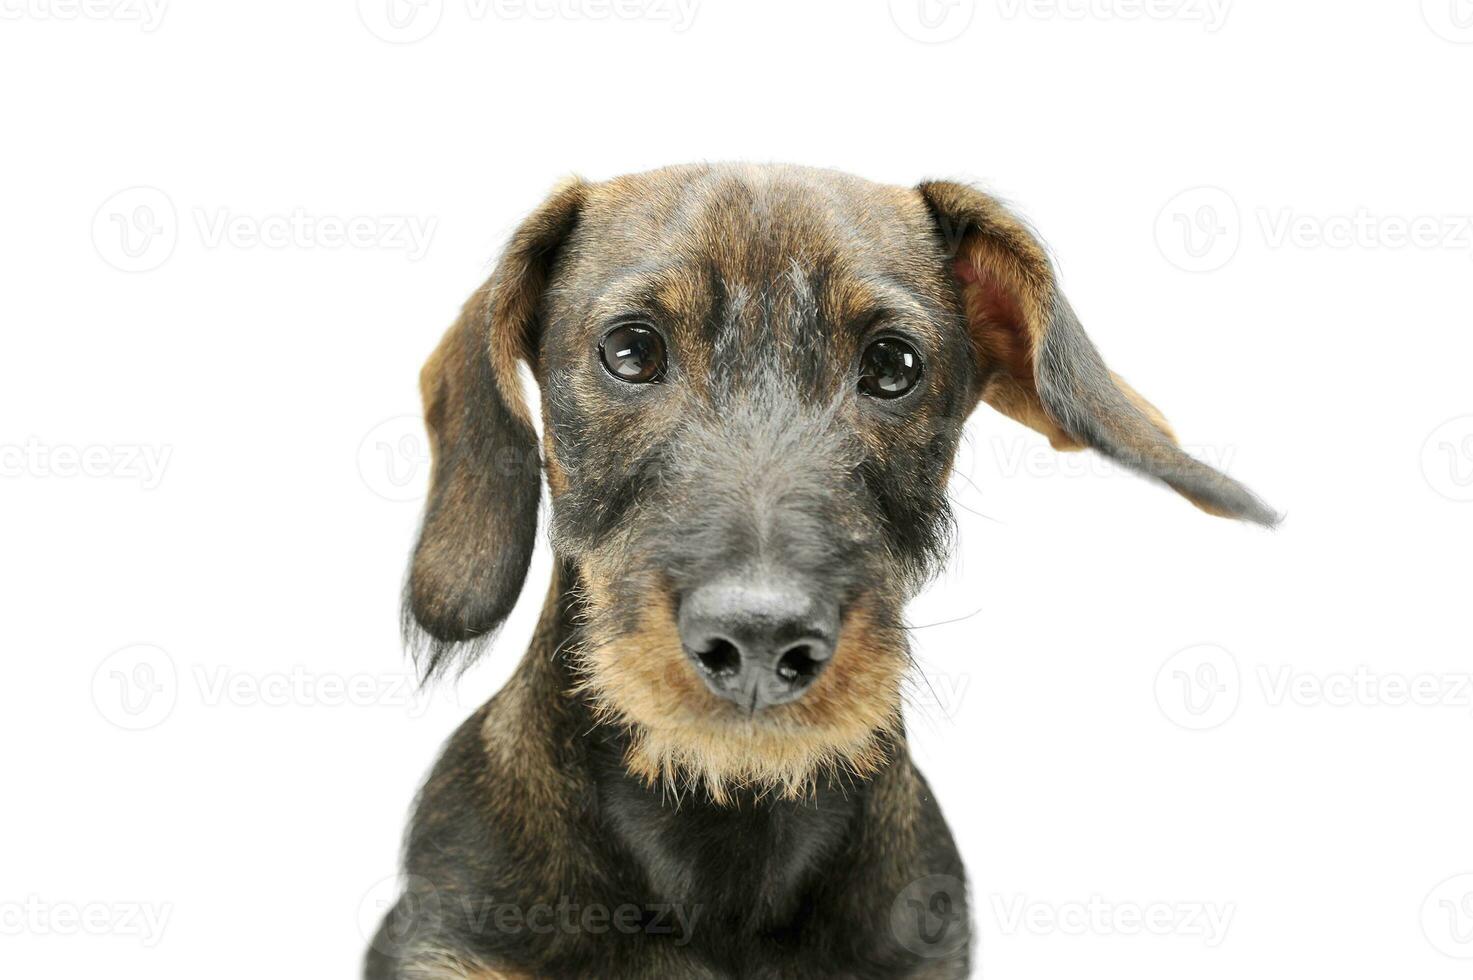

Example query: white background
[3,1,1471,977]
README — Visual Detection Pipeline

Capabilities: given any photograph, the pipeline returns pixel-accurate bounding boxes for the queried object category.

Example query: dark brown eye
[858,337,923,398]
[599,323,666,384]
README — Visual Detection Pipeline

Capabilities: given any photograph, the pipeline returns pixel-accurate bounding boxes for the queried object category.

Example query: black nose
[677,574,839,712]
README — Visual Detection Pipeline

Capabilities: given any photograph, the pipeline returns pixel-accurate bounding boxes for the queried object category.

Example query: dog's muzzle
[677,570,839,712]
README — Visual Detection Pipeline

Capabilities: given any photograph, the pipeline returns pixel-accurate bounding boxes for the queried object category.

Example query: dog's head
[404,164,1276,799]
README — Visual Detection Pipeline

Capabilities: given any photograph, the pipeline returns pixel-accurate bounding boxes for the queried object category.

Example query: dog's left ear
[405,178,587,676]
[918,180,1278,526]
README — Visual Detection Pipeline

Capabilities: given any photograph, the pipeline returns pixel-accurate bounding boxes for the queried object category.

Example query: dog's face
[406,164,1276,800]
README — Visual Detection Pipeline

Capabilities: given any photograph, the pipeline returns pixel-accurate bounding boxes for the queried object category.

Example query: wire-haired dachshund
[365,163,1276,980]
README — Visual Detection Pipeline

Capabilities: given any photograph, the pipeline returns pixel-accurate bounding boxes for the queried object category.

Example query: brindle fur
[368,164,1275,980]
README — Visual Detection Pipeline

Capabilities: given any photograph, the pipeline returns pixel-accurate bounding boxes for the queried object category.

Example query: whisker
[900,605,985,631]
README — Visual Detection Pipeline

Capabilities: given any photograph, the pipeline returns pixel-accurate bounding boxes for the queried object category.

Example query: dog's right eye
[599,323,666,384]
[858,336,923,398]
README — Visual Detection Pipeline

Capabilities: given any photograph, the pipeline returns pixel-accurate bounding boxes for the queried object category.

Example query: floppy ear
[405,178,587,676]
[918,180,1278,526]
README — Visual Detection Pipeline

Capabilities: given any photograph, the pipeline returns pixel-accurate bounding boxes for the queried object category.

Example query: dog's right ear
[405,178,586,677]
[918,179,1278,526]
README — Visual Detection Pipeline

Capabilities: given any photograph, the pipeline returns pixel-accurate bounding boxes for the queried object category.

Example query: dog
[365,163,1276,980]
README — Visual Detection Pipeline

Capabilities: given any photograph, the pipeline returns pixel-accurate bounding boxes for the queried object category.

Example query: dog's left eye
[599,323,666,384]
[858,337,923,398]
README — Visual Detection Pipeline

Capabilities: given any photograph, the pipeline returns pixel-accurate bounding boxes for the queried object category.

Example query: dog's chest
[598,774,858,931]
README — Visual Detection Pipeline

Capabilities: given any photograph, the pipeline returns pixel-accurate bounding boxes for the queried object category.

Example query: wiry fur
[369,163,1277,980]
[572,587,907,804]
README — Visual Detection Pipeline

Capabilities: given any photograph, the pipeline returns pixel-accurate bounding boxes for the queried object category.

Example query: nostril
[694,638,742,678]
[775,642,828,685]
